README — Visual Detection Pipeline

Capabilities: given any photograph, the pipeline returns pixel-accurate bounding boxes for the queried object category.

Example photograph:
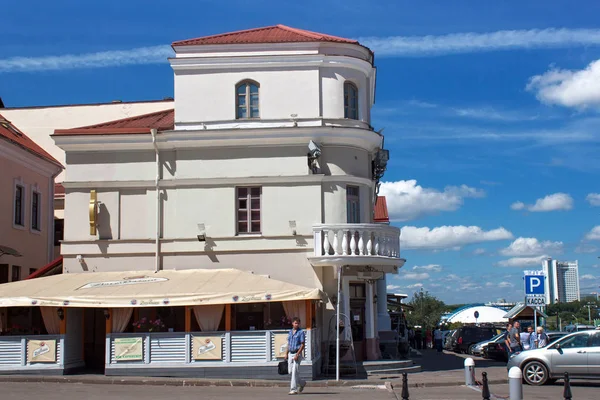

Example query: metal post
[464,358,475,386]
[336,266,341,382]
[401,372,409,400]
[481,372,490,400]
[563,372,572,400]
[534,308,537,331]
[508,367,523,400]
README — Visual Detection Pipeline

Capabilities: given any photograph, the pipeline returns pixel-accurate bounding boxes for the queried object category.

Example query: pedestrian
[285,317,306,395]
[426,329,432,349]
[415,328,422,350]
[433,327,444,352]
[408,327,416,349]
[521,326,532,350]
[525,326,537,350]
[507,321,521,358]
[503,323,512,357]
[535,326,549,348]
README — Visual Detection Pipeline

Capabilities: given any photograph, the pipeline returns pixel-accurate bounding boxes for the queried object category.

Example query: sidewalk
[0,350,508,389]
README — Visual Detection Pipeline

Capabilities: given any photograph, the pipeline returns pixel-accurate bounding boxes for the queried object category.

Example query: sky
[1,0,599,304]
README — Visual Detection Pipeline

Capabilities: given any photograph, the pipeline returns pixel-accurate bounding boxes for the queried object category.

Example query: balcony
[309,224,405,269]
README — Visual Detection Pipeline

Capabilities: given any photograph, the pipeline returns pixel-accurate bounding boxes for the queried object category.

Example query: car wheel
[468,344,476,355]
[523,361,549,386]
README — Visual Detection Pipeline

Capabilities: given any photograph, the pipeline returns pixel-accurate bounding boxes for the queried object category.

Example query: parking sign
[524,270,546,306]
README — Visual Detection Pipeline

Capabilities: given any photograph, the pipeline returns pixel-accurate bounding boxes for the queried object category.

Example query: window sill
[236,233,263,238]
[12,223,26,231]
[30,228,42,235]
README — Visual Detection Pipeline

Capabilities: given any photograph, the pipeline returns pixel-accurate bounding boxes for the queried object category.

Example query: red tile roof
[26,256,63,280]
[0,113,63,167]
[55,183,65,198]
[374,196,389,223]
[54,109,174,136]
[173,24,360,47]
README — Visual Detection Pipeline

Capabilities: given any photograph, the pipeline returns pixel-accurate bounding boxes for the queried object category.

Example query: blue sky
[1,0,599,304]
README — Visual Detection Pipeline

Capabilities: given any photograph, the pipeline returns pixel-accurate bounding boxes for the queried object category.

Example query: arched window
[344,82,358,120]
[236,80,259,119]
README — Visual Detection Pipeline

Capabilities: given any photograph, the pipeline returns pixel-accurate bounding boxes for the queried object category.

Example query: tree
[405,289,445,329]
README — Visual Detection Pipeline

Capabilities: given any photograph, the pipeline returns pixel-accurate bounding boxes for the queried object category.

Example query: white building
[542,258,580,304]
[0,25,405,378]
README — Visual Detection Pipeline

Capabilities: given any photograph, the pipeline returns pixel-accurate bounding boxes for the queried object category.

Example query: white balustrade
[314,224,401,258]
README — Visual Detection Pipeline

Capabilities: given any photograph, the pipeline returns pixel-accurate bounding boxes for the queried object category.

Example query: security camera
[308,140,321,157]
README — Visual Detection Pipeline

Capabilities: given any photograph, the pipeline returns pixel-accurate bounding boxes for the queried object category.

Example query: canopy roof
[504,302,549,320]
[0,268,322,308]
[446,306,509,324]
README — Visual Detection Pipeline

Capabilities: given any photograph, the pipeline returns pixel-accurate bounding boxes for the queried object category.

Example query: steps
[363,360,421,376]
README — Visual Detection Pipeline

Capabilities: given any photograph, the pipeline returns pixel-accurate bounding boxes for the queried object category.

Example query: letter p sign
[525,275,544,295]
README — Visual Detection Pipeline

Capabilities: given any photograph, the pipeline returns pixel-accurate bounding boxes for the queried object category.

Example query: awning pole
[151,129,160,273]
[336,265,341,381]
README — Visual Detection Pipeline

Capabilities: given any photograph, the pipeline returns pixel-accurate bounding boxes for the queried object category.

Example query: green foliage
[546,299,600,325]
[405,289,445,329]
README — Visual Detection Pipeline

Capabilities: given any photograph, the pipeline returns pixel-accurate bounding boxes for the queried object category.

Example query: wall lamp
[289,220,297,236]
[374,294,378,304]
[57,308,65,321]
[197,223,206,242]
[103,309,111,320]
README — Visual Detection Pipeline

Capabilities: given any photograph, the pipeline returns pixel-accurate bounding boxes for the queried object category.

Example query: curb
[0,375,391,388]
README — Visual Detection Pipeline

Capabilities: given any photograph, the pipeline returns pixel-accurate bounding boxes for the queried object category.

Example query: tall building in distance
[542,258,580,304]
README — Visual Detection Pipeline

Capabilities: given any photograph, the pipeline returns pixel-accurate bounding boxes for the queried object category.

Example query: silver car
[507,329,600,386]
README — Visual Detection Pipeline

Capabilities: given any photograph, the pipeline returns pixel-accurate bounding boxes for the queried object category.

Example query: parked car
[507,329,600,385]
[444,329,458,350]
[484,331,567,361]
[452,326,502,354]
[564,324,597,333]
[471,333,505,356]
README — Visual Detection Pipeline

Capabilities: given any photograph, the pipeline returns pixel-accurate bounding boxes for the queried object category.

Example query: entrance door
[350,301,365,361]
[84,309,106,373]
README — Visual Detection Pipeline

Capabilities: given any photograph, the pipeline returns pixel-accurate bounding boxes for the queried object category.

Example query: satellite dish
[0,245,22,258]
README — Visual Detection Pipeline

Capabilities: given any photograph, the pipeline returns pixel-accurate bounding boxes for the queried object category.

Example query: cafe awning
[0,268,323,308]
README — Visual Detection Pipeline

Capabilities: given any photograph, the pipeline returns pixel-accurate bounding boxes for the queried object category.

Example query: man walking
[503,323,512,357]
[285,317,306,395]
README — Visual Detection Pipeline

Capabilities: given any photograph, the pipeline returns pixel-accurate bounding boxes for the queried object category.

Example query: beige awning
[0,268,323,308]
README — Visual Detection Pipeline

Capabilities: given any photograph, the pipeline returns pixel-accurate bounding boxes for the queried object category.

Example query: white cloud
[575,243,599,254]
[580,274,597,280]
[485,282,494,287]
[406,283,424,289]
[585,226,600,241]
[401,225,513,250]
[510,201,526,211]
[379,180,485,221]
[586,193,600,206]
[359,28,600,57]
[498,281,515,288]
[412,264,443,272]
[0,46,173,73]
[445,274,461,281]
[401,272,431,280]
[460,282,482,291]
[430,283,443,288]
[512,193,574,212]
[473,248,487,255]
[498,255,549,267]
[387,284,402,292]
[527,59,600,109]
[500,237,563,257]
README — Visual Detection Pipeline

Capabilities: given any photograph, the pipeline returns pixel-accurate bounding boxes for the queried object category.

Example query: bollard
[508,366,523,400]
[464,358,475,386]
[401,372,410,400]
[563,372,572,400]
[481,371,490,400]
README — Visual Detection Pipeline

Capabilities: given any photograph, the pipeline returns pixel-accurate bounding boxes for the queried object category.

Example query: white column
[377,275,391,331]
[365,281,375,340]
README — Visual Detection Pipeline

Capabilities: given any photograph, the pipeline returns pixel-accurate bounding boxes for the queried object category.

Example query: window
[344,82,358,119]
[236,81,259,119]
[14,184,24,226]
[54,218,64,246]
[558,333,589,349]
[346,186,360,223]
[237,187,261,234]
[29,268,36,276]
[591,333,600,347]
[31,191,41,231]
[11,265,21,282]
[0,264,8,284]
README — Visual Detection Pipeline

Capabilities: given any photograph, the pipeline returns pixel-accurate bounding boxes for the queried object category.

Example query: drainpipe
[151,128,160,273]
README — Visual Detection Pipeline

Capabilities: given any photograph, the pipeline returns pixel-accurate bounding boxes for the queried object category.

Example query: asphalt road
[0,382,397,400]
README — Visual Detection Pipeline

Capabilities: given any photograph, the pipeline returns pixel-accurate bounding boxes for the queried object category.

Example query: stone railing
[313,224,400,258]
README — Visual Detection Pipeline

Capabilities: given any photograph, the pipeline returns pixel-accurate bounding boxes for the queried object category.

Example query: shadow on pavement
[414,349,506,372]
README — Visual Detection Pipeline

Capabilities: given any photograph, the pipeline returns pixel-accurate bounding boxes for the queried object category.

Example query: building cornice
[61,174,375,190]
[169,54,374,76]
[0,138,62,177]
[53,126,383,153]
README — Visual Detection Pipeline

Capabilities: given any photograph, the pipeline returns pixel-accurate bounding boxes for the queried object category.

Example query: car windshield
[489,333,505,342]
